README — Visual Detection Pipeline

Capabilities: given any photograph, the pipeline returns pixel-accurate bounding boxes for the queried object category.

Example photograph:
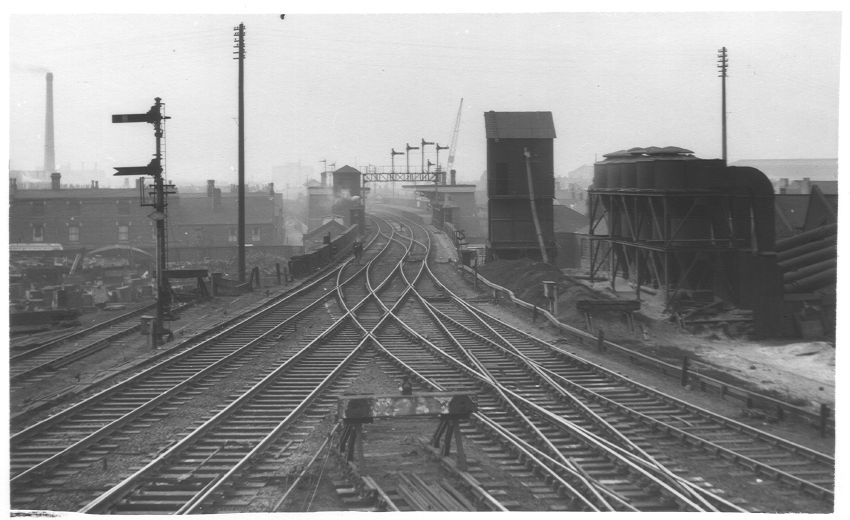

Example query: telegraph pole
[234,22,247,282]
[717,46,728,165]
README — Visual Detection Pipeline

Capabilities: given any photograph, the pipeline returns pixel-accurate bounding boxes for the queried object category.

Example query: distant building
[167,180,285,261]
[774,177,837,195]
[302,219,349,252]
[729,158,837,182]
[9,174,154,250]
[9,175,288,263]
[553,205,587,268]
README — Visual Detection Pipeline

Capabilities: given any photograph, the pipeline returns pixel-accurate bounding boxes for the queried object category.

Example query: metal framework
[586,188,755,302]
[359,165,441,183]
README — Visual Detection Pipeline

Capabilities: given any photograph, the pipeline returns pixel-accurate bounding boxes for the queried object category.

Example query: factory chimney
[51,172,61,190]
[44,72,55,174]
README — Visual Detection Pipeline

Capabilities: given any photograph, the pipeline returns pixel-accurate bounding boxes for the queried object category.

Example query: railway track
[10,211,834,513]
[78,217,408,514]
[8,302,199,385]
[9,225,381,511]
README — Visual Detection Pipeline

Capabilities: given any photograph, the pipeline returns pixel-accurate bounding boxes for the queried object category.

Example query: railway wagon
[288,224,359,277]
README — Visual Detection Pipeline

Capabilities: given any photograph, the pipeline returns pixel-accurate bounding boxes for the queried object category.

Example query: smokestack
[207,179,215,197]
[51,172,61,190]
[44,72,55,174]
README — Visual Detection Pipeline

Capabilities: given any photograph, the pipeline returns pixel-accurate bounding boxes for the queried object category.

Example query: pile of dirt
[477,258,617,327]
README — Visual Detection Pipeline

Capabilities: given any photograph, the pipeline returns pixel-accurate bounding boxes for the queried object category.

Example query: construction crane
[445,98,463,180]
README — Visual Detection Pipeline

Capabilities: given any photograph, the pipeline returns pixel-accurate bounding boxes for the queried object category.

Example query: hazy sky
[7,7,842,188]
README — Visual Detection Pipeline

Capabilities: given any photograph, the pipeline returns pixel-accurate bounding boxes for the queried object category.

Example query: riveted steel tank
[592,162,609,189]
[620,161,637,188]
[635,159,655,189]
[653,158,687,190]
[608,162,624,189]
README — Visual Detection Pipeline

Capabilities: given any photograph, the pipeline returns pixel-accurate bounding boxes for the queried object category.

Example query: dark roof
[774,195,810,235]
[553,205,587,233]
[484,111,556,139]
[603,146,694,159]
[11,188,140,200]
[303,219,347,240]
[334,165,361,174]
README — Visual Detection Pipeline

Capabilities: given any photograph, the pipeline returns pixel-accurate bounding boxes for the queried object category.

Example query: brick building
[9,175,287,261]
[9,174,154,250]
[167,181,286,261]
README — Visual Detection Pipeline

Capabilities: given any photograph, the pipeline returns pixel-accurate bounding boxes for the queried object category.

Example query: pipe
[784,268,836,294]
[524,147,549,264]
[775,223,838,251]
[782,258,836,284]
[777,245,836,271]
[777,236,837,263]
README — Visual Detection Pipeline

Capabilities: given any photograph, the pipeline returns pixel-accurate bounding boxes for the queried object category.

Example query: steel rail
[389,215,734,511]
[80,319,370,513]
[365,217,617,510]
[418,296,735,510]
[172,223,405,514]
[360,218,605,510]
[10,302,157,361]
[10,277,346,484]
[408,220,832,505]
[460,262,834,432]
[11,229,386,498]
[11,226,384,442]
[456,292,835,498]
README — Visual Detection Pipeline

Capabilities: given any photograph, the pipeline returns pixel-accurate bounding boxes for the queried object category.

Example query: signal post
[112,98,172,346]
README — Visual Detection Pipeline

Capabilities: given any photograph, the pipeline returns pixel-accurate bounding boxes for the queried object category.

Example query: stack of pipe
[776,223,837,294]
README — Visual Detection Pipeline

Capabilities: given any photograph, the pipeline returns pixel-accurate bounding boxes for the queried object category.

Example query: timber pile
[395,472,475,511]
